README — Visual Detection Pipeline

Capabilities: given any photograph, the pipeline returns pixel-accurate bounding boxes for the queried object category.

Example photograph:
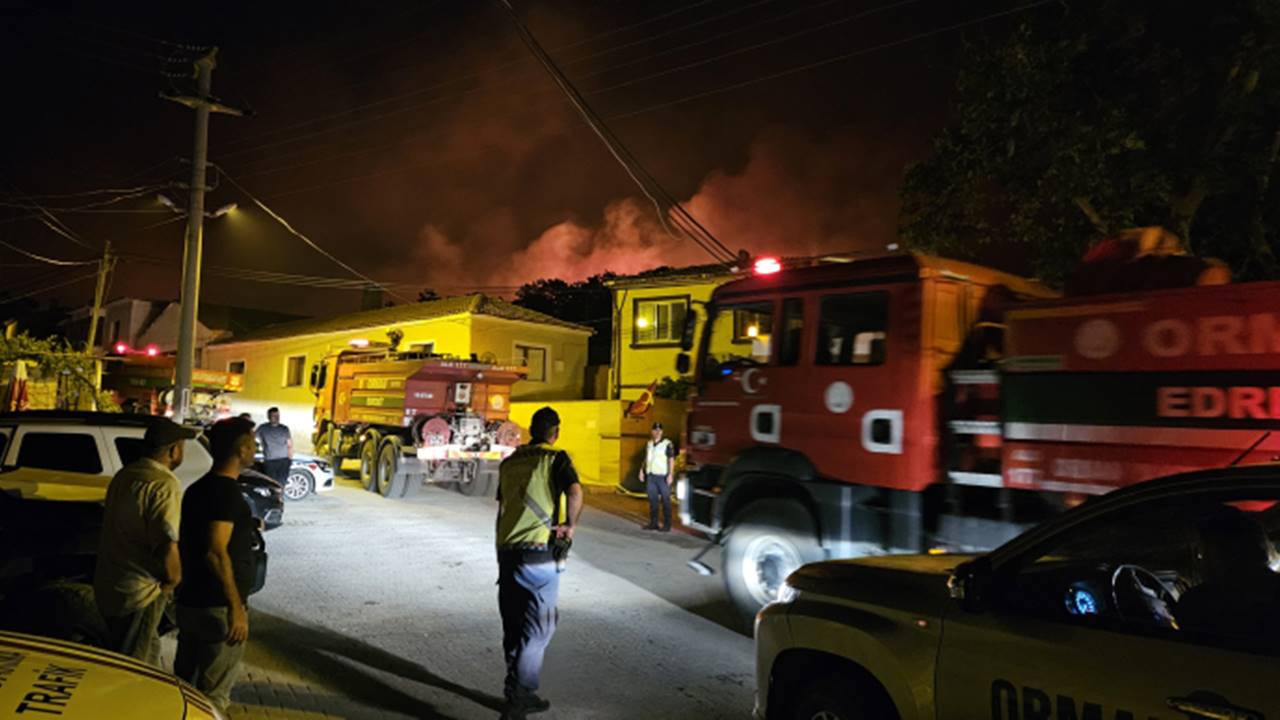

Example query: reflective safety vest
[496,444,560,549]
[644,439,673,476]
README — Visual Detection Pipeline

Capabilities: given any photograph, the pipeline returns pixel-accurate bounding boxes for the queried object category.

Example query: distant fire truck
[309,342,526,499]
[674,251,1280,623]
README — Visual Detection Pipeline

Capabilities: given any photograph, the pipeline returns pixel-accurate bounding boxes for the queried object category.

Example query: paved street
[164,482,753,720]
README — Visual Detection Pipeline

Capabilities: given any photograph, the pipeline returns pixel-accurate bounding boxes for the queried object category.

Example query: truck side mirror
[308,364,319,391]
[947,558,991,613]
[679,308,698,352]
[675,353,691,374]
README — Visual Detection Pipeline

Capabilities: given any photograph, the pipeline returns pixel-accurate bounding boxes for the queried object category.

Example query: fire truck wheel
[377,438,407,498]
[724,499,822,632]
[359,433,381,492]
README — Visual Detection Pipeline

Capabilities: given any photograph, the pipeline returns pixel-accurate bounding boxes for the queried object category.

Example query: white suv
[0,411,211,502]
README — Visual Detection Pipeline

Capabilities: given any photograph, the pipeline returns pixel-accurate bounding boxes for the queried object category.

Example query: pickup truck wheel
[377,438,407,498]
[359,433,381,491]
[790,672,897,720]
[724,499,822,632]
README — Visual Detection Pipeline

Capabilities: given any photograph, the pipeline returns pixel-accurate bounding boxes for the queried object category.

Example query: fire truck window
[634,297,688,346]
[16,432,102,474]
[816,292,888,366]
[706,302,774,372]
[778,298,804,366]
[284,355,306,387]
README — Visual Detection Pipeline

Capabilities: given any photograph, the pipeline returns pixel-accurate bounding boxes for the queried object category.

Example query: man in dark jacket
[175,417,259,714]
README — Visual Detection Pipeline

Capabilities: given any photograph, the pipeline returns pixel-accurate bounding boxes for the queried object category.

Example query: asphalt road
[234,482,754,720]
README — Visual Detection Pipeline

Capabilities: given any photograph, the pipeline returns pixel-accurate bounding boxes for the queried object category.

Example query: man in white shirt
[93,418,194,666]
[638,422,676,532]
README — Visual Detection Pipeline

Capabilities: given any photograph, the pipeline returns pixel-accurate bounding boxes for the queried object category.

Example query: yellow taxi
[755,467,1280,719]
[0,630,221,719]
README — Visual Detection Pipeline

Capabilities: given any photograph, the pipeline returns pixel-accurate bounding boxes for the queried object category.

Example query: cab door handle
[1166,696,1262,720]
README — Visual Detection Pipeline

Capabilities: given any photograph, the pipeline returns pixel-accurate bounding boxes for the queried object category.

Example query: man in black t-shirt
[175,417,258,714]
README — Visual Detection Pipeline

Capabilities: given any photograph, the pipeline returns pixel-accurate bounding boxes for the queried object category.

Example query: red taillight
[753,257,781,275]
[113,342,129,354]
[145,345,159,357]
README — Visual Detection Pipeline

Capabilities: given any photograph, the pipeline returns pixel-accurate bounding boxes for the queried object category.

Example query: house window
[228,360,246,375]
[284,355,306,387]
[816,291,889,366]
[633,297,689,346]
[515,344,547,382]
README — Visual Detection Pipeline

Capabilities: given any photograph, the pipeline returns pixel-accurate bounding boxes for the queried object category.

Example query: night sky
[0,0,1024,317]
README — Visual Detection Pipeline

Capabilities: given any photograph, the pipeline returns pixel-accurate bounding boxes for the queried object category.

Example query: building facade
[202,294,592,451]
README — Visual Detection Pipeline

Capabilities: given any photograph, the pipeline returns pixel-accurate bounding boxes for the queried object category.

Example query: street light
[158,195,237,219]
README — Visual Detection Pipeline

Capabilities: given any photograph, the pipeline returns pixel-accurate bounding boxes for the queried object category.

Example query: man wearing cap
[495,406,583,719]
[93,418,195,666]
[639,421,676,532]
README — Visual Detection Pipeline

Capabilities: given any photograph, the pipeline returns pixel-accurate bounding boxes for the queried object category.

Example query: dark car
[238,469,283,530]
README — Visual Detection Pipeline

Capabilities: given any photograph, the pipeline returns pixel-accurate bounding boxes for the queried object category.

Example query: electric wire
[218,170,413,304]
[218,0,732,151]
[243,0,1050,200]
[0,239,97,266]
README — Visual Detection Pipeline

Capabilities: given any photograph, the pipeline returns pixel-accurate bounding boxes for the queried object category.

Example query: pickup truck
[754,465,1280,720]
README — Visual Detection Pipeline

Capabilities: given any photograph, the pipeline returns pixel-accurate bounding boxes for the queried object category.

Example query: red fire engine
[674,251,1280,623]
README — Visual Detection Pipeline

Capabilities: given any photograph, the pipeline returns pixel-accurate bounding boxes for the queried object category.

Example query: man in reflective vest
[639,421,676,531]
[495,406,583,719]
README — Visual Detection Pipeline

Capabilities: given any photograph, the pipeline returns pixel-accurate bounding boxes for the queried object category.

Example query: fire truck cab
[678,253,1056,624]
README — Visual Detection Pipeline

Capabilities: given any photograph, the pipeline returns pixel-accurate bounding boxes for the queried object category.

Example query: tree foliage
[513,275,615,365]
[900,0,1280,282]
[0,333,116,410]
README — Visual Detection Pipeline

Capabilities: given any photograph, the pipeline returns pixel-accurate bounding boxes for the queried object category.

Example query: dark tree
[900,0,1280,282]
[514,274,615,365]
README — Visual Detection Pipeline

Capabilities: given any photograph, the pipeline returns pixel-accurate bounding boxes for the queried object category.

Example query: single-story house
[202,293,592,451]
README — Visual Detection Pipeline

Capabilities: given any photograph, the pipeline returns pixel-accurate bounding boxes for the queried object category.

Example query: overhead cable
[218,170,413,304]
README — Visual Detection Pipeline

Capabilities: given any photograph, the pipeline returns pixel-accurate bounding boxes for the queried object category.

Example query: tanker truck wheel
[359,432,381,492]
[723,499,822,634]
[376,438,408,499]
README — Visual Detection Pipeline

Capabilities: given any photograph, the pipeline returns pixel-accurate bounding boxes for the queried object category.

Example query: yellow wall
[611,279,728,400]
[469,315,590,402]
[509,398,687,488]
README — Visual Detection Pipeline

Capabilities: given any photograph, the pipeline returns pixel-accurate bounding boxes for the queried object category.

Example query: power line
[217,0,726,151]
[215,0,773,159]
[611,0,1056,120]
[222,0,912,177]
[223,1,1051,203]
[218,170,413,304]
[0,238,97,266]
[501,0,736,265]
[0,271,100,303]
[590,0,931,96]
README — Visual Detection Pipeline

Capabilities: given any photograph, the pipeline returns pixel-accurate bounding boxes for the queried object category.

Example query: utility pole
[85,240,113,354]
[163,48,241,422]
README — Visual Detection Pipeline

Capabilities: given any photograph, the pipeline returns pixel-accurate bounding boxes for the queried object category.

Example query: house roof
[212,294,592,345]
[604,262,740,289]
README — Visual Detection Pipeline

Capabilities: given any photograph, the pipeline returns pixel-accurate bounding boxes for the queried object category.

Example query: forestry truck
[674,249,1280,624]
[309,343,526,499]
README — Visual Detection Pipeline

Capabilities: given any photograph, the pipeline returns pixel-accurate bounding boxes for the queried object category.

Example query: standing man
[176,417,258,715]
[639,421,676,532]
[93,418,195,666]
[256,407,291,485]
[495,407,583,719]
